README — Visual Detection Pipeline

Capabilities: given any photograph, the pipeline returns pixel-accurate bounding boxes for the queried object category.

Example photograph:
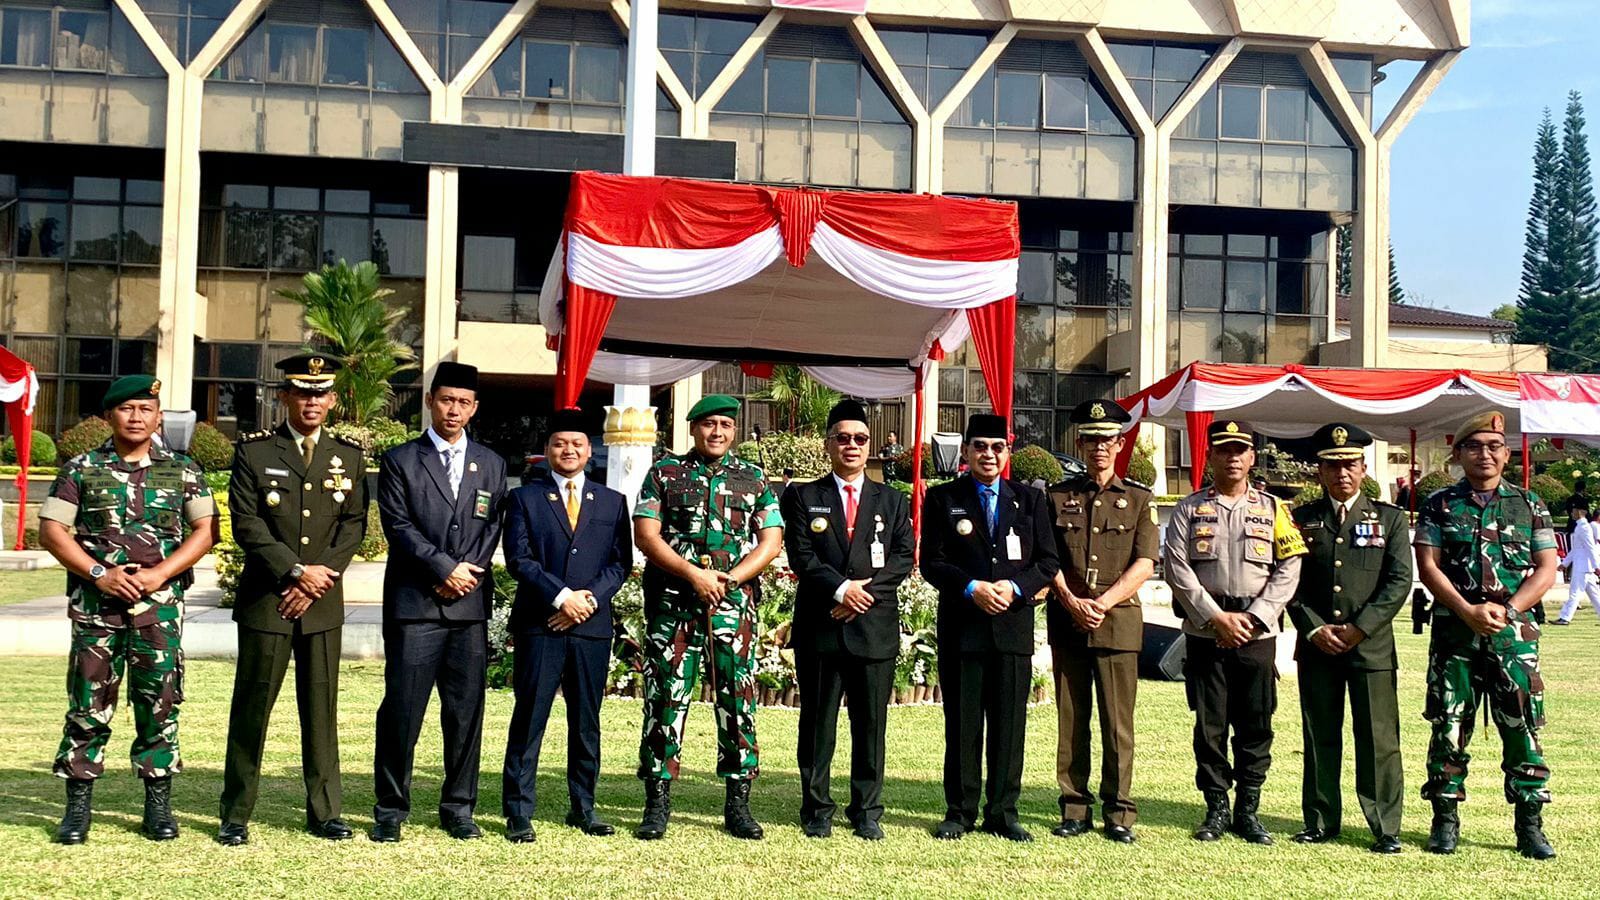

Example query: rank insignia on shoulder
[1149,506,1158,525]
[1196,504,1216,517]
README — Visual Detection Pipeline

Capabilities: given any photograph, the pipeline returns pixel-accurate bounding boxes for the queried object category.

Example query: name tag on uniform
[870,540,886,568]
[1005,530,1022,561]
[808,505,831,514]
[473,489,492,520]
[265,467,290,476]
[1303,520,1324,531]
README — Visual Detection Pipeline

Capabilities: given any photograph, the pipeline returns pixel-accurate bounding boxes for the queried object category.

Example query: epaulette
[334,432,366,449]
[238,429,274,443]
[1123,477,1153,492]
[1372,498,1402,511]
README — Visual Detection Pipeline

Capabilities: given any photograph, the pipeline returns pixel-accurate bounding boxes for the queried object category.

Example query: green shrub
[357,501,386,560]
[0,430,55,466]
[1010,444,1063,484]
[893,442,937,479]
[1530,473,1571,510]
[734,431,827,479]
[204,470,231,493]
[215,542,245,609]
[1127,436,1158,486]
[188,421,235,471]
[57,417,113,460]
[1415,470,1456,498]
[328,417,420,468]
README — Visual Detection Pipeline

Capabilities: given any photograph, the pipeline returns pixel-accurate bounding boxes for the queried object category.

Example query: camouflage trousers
[637,591,759,781]
[1422,611,1549,804]
[55,618,184,780]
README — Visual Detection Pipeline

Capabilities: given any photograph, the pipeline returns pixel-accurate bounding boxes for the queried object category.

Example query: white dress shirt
[548,469,592,611]
[425,427,467,495]
[832,472,867,603]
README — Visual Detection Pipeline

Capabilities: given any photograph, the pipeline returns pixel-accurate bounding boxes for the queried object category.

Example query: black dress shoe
[565,810,615,836]
[505,816,535,843]
[1370,834,1402,854]
[369,821,402,843]
[982,821,1034,843]
[445,819,483,840]
[1051,818,1093,838]
[932,819,967,840]
[853,820,884,841]
[216,822,250,846]
[802,816,833,838]
[1292,827,1340,844]
[308,818,354,840]
[1104,824,1135,844]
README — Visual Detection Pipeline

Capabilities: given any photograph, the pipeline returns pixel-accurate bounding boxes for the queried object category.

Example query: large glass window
[1108,40,1212,121]
[942,38,1135,200]
[1172,51,1358,212]
[462,7,629,134]
[1167,231,1329,369]
[707,24,911,190]
[0,169,163,435]
[140,0,235,65]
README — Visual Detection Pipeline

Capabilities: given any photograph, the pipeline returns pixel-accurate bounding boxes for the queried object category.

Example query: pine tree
[1540,92,1600,370]
[1387,242,1404,303]
[1516,108,1559,333]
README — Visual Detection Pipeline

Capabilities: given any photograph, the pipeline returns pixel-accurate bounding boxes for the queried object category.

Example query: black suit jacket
[228,423,368,635]
[782,475,915,660]
[921,475,1059,656]
[377,435,508,623]
[502,474,632,639]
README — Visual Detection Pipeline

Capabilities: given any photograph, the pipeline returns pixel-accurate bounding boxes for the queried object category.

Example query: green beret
[687,394,740,422]
[103,374,162,410]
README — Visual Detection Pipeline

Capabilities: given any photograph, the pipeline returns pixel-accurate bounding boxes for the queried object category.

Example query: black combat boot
[55,779,94,845]
[1231,786,1273,845]
[1193,790,1230,841]
[635,778,671,841]
[142,776,179,841]
[1514,800,1556,860]
[723,779,764,840]
[1425,797,1459,854]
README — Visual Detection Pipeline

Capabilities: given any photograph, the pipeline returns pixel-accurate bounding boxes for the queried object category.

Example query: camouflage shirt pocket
[1499,535,1532,570]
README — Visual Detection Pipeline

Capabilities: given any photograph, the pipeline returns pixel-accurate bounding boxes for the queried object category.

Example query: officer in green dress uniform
[1288,423,1412,853]
[1413,411,1559,859]
[632,394,785,841]
[216,352,369,846]
[38,375,216,844]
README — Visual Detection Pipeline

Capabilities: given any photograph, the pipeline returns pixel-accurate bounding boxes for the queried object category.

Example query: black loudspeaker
[1139,623,1186,681]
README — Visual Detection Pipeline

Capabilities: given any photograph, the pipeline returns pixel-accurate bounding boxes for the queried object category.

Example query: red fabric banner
[912,369,926,563]
[967,297,1016,423]
[1186,410,1214,492]
[556,280,617,410]
[771,189,827,267]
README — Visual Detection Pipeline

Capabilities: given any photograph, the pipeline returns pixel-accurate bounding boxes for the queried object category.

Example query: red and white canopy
[540,172,1020,409]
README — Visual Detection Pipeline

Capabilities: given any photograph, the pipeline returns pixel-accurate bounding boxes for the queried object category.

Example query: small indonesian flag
[772,0,868,11]
[1520,374,1600,440]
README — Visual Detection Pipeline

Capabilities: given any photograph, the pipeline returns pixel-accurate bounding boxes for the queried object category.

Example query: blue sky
[1377,0,1600,315]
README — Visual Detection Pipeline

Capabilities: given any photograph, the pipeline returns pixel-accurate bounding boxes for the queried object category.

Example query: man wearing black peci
[920,413,1059,842]
[781,400,915,841]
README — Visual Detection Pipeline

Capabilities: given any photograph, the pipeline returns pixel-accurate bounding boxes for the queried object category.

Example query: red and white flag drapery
[1114,363,1524,491]
[1520,374,1600,442]
[0,346,39,549]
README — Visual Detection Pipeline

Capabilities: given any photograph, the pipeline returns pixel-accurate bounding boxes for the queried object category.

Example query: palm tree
[278,259,417,425]
[751,365,842,434]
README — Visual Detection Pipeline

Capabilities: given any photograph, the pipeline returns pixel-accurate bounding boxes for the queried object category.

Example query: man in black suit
[500,408,632,842]
[781,400,914,841]
[370,361,507,842]
[921,413,1059,842]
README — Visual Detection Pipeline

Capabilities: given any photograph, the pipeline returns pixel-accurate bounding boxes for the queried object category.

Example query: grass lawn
[0,569,64,607]
[1,616,1597,898]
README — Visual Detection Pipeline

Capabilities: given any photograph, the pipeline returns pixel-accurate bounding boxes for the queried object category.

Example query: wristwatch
[88,563,107,580]
[289,563,307,580]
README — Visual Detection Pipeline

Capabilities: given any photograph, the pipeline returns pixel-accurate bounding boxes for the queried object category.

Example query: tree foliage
[279,260,418,425]
[750,365,842,435]
[1519,94,1600,370]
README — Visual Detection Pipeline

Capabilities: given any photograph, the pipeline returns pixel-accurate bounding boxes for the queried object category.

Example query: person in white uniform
[1555,499,1600,625]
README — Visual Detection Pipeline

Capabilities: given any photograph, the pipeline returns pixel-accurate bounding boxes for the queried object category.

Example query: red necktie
[844,484,858,541]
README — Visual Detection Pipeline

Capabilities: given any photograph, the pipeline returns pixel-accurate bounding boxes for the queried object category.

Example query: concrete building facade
[0,0,1470,490]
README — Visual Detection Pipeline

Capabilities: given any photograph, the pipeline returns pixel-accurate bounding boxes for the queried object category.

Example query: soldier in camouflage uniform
[631,394,785,841]
[1413,411,1559,859]
[37,374,216,844]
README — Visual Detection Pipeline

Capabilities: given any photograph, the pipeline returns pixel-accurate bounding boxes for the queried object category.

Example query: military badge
[1090,402,1105,419]
[1115,497,1128,509]
[468,461,478,473]
[266,490,281,508]
[1332,426,1348,447]
[956,518,974,536]
[1195,539,1211,554]
[810,516,829,533]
